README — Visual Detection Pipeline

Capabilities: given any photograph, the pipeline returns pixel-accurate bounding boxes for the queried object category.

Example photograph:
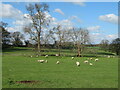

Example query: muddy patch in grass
[16,80,39,84]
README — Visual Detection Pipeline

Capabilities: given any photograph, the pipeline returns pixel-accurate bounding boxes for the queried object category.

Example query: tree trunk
[77,44,81,57]
[58,41,61,56]
[116,50,119,55]
[38,32,41,54]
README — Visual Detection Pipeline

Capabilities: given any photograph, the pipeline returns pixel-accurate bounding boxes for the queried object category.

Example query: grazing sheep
[38,60,44,63]
[37,60,40,62]
[55,54,59,57]
[71,57,74,60]
[45,60,48,63]
[108,56,110,58]
[95,58,99,61]
[84,60,88,63]
[90,58,93,60]
[31,55,33,57]
[45,55,48,58]
[76,61,80,66]
[89,63,93,66]
[56,61,60,64]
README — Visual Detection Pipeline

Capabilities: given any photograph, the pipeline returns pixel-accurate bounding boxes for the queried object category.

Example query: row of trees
[1,3,120,56]
[0,21,25,48]
[23,3,90,57]
[1,21,90,57]
[100,39,120,55]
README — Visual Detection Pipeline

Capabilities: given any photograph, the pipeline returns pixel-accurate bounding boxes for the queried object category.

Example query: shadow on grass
[2,47,31,52]
[2,47,115,57]
[97,52,114,55]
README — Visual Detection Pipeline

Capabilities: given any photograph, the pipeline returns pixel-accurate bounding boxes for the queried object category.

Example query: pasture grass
[2,47,118,88]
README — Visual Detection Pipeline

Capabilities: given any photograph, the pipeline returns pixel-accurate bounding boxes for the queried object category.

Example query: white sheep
[95,58,99,61]
[45,60,48,63]
[84,60,88,63]
[56,61,60,64]
[90,58,93,60]
[37,60,40,62]
[45,55,48,58]
[31,55,33,57]
[55,54,59,57]
[89,63,93,66]
[76,61,80,66]
[108,55,110,58]
[38,60,44,63]
[71,57,74,60]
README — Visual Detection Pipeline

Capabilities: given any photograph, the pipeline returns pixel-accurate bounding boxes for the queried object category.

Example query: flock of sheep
[36,54,102,67]
[23,54,115,67]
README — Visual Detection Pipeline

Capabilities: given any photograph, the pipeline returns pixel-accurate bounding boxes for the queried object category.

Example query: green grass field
[2,47,118,88]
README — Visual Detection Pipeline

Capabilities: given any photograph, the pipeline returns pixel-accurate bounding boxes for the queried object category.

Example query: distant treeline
[3,44,100,49]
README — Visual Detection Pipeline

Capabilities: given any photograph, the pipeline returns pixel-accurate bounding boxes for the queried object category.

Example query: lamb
[95,58,99,61]
[71,57,74,60]
[31,55,33,57]
[37,60,44,63]
[56,61,60,64]
[76,61,80,66]
[84,60,88,63]
[45,55,48,58]
[89,63,93,66]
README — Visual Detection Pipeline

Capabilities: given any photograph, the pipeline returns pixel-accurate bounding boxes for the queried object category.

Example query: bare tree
[41,29,55,46]
[53,25,61,56]
[53,25,71,56]
[24,3,50,55]
[69,27,90,57]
